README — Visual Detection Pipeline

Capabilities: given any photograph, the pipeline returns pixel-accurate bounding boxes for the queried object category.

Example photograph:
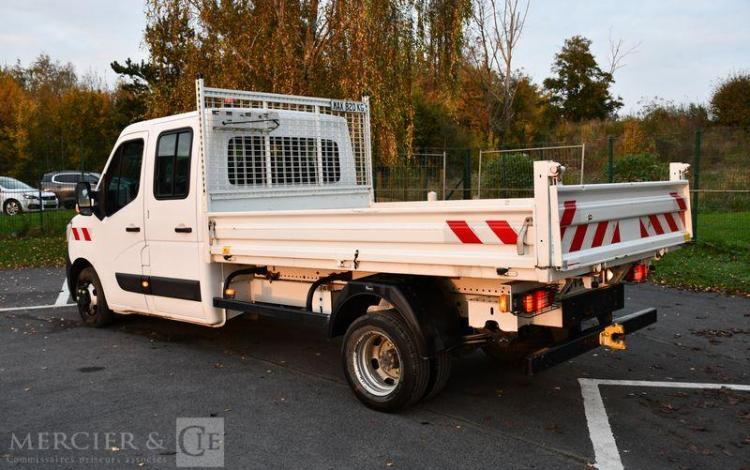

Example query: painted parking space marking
[579,378,750,470]
[54,279,71,305]
[0,303,76,313]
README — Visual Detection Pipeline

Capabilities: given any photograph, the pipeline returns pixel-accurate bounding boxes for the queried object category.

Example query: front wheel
[4,199,21,216]
[76,267,116,327]
[342,310,430,412]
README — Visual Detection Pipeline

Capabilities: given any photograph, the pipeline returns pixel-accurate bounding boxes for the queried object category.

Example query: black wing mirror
[75,181,95,216]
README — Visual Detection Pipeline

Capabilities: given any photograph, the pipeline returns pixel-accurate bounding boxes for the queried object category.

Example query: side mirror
[75,181,94,216]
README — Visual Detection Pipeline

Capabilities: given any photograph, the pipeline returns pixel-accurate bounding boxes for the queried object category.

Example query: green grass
[0,209,75,237]
[652,212,750,295]
[0,210,73,269]
[0,236,67,269]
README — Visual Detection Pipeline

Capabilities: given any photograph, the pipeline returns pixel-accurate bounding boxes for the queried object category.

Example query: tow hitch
[599,323,626,350]
[526,308,657,375]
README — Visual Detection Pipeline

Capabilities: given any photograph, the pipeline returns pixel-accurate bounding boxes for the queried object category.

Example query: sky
[1,0,748,114]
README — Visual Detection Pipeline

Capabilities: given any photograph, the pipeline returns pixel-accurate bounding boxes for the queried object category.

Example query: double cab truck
[67,80,692,411]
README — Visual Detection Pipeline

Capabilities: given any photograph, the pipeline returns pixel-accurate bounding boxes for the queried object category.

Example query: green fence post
[463,149,472,200]
[38,182,44,232]
[692,129,701,241]
[607,136,614,183]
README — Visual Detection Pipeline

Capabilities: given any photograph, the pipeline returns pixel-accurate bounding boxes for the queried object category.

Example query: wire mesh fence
[596,127,750,242]
[2,128,747,247]
[477,145,585,198]
[0,169,96,238]
[373,149,471,202]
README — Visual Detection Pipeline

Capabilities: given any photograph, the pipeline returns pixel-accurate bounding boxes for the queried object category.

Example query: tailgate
[549,171,692,271]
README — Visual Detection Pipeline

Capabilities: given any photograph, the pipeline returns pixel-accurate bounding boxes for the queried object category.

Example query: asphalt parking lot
[1,268,748,469]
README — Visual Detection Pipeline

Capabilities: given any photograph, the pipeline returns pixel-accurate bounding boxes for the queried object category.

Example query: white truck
[67,80,692,411]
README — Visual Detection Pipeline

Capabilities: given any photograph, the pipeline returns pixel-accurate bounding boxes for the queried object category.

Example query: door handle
[174,226,192,233]
[125,226,140,233]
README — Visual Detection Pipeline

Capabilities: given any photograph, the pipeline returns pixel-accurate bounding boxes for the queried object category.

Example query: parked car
[0,176,59,215]
[41,171,100,209]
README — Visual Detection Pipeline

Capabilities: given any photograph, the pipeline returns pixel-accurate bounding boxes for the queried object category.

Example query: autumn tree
[543,36,622,122]
[466,0,531,145]
[0,55,120,182]
[710,73,750,127]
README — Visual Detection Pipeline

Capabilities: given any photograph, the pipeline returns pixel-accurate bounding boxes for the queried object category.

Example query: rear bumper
[526,307,657,375]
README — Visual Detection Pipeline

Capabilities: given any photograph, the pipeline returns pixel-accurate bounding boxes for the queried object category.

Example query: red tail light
[627,263,649,282]
[520,289,555,314]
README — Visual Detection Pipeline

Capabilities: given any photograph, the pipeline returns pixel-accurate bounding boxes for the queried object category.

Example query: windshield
[0,177,34,190]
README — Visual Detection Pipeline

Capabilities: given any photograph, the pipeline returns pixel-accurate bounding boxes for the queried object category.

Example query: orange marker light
[499,294,510,313]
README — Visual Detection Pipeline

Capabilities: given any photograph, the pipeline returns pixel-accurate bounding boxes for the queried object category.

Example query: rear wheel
[342,309,429,412]
[422,349,452,401]
[76,267,116,327]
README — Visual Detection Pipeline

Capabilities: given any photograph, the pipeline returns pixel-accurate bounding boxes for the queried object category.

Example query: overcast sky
[1,0,748,113]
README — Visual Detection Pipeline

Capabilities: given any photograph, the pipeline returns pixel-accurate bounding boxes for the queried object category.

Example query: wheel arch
[329,275,463,357]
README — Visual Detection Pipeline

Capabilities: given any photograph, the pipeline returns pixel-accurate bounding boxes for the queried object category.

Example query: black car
[41,171,100,209]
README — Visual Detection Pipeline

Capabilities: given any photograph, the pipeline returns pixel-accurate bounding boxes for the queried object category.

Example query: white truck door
[96,133,149,312]
[143,127,204,320]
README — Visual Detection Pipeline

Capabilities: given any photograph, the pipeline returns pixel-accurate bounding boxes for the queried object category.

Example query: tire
[4,199,21,216]
[342,309,430,412]
[422,349,452,401]
[76,267,116,327]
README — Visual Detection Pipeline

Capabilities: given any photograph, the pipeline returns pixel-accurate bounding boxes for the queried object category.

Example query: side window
[102,139,145,217]
[55,174,78,184]
[155,129,192,199]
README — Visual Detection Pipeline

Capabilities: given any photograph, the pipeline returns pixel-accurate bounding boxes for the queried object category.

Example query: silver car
[0,176,59,215]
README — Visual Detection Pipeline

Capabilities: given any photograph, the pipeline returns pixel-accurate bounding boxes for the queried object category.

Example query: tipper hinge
[517,217,532,255]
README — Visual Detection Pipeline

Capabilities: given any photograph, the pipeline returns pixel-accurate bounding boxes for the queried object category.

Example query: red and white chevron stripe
[71,227,92,241]
[447,220,518,245]
[559,192,687,254]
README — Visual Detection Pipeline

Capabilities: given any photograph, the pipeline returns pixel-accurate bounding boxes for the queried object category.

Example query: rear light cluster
[627,263,649,283]
[514,288,556,315]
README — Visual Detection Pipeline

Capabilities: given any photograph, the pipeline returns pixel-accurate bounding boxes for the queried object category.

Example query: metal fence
[594,128,750,242]
[0,168,96,239]
[373,149,472,202]
[2,129,747,246]
[477,145,585,198]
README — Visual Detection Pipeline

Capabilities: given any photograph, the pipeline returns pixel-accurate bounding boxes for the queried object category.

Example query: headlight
[23,194,39,200]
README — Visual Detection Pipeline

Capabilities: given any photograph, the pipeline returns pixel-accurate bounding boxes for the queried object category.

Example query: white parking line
[579,378,750,470]
[54,279,70,305]
[0,303,76,313]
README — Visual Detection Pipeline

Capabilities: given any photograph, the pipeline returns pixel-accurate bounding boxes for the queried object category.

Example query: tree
[467,0,531,144]
[543,36,622,121]
[710,73,750,127]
